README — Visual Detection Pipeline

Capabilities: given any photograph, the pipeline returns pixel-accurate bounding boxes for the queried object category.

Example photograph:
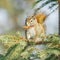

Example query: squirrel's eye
[30,19,33,22]
[31,20,32,22]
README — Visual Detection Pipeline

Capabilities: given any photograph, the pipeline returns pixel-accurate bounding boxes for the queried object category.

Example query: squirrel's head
[26,16,37,26]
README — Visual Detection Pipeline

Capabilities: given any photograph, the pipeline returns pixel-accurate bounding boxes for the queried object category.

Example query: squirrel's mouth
[22,25,34,29]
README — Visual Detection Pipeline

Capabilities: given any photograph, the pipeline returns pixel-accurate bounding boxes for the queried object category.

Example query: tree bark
[58,0,60,35]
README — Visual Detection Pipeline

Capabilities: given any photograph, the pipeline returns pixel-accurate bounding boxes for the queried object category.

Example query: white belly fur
[27,27,36,39]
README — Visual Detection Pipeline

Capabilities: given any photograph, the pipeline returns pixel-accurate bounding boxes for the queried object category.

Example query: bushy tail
[35,13,46,24]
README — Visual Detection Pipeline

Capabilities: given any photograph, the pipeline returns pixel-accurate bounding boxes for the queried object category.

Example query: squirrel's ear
[26,16,33,21]
[35,13,46,24]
